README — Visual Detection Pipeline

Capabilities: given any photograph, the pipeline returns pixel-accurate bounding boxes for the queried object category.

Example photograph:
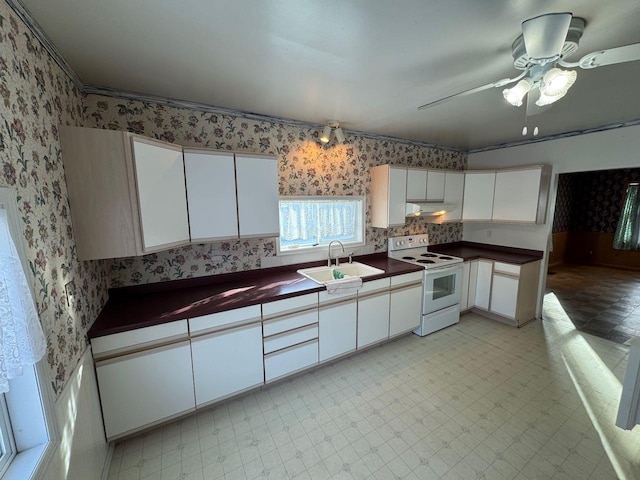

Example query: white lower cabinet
[319,293,357,363]
[263,293,319,382]
[490,274,519,318]
[389,272,423,337]
[474,260,493,310]
[265,340,319,382]
[95,341,195,440]
[191,322,264,407]
[460,261,471,311]
[357,278,391,349]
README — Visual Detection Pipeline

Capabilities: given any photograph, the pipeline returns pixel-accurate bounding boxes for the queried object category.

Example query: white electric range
[388,234,464,336]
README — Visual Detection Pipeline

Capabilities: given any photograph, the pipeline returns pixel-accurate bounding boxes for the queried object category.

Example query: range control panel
[387,234,430,252]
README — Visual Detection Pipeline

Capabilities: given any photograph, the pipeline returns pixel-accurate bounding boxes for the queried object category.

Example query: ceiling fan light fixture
[503,79,532,107]
[334,127,346,144]
[536,68,577,105]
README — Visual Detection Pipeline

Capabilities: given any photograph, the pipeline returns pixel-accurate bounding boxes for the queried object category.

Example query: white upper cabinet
[438,172,465,223]
[235,154,280,238]
[406,168,428,201]
[132,139,190,251]
[371,165,407,228]
[492,166,551,224]
[405,169,445,202]
[184,150,238,241]
[426,170,445,201]
[462,171,496,222]
[61,126,190,260]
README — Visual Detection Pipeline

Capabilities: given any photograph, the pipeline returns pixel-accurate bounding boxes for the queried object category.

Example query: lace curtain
[0,208,46,393]
[280,201,357,242]
[613,183,640,251]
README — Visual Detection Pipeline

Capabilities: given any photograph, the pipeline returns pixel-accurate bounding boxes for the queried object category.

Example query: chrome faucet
[327,240,345,267]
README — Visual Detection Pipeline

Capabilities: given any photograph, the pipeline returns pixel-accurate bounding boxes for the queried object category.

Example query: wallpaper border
[7,0,640,154]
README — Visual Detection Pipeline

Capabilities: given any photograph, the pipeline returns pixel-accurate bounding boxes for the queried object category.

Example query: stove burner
[439,256,453,260]
[417,259,436,264]
[402,256,416,260]
[420,253,438,258]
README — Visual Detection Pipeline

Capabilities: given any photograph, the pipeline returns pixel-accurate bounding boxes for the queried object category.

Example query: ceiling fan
[417,12,640,116]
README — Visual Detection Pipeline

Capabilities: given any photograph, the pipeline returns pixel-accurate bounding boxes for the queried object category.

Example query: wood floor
[545,263,640,345]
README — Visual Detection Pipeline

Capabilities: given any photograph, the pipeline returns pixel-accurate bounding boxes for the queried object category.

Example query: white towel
[325,276,363,295]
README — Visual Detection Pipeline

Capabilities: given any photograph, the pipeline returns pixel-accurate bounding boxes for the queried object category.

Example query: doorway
[545,168,640,344]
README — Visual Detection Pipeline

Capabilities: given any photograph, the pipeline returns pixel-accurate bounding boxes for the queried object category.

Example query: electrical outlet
[65,280,77,307]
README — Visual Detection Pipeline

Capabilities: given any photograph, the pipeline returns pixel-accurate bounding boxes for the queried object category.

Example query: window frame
[0,188,59,480]
[276,196,366,255]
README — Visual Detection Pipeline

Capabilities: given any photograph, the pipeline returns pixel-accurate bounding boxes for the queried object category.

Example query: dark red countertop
[429,241,543,265]
[88,253,423,339]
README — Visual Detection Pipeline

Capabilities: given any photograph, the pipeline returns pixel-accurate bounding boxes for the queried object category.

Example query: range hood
[405,202,454,217]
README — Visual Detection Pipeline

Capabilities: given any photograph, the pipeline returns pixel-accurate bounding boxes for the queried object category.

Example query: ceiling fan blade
[526,89,552,117]
[573,43,640,69]
[417,73,527,110]
[522,12,572,62]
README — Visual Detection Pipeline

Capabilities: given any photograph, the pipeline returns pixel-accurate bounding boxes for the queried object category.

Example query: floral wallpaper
[553,168,640,234]
[0,2,108,396]
[82,95,466,287]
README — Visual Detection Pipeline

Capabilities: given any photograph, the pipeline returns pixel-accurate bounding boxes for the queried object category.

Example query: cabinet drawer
[264,324,318,354]
[265,340,318,382]
[390,271,423,287]
[319,289,357,303]
[359,278,390,296]
[493,262,520,276]
[91,320,188,358]
[262,293,318,318]
[189,305,261,334]
[263,308,317,337]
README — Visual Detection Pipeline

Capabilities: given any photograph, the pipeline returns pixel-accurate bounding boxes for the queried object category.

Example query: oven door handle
[426,265,463,276]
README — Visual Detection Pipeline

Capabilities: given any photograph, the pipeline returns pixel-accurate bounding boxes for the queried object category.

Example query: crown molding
[8,0,639,156]
[5,0,83,89]
[469,118,640,153]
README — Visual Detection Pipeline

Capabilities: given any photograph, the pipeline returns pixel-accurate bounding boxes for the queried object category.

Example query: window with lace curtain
[278,197,365,253]
[0,188,53,480]
[613,182,640,251]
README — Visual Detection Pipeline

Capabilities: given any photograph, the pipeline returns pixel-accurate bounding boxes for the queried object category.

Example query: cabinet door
[462,172,496,221]
[357,292,390,349]
[439,172,465,222]
[474,260,493,310]
[467,260,478,308]
[319,299,357,362]
[426,171,445,201]
[490,274,519,319]
[406,169,427,201]
[460,261,470,311]
[389,167,408,226]
[131,138,190,252]
[389,283,422,337]
[184,150,238,241]
[191,323,264,407]
[96,341,195,440]
[492,168,542,223]
[235,154,279,237]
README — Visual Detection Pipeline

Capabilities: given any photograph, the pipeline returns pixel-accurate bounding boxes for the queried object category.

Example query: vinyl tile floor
[107,305,640,480]
[546,263,640,345]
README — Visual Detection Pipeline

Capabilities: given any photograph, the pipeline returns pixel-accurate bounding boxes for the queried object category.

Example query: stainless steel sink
[297,262,385,285]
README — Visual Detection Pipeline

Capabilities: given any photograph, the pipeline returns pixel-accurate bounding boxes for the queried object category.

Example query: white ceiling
[20,0,640,150]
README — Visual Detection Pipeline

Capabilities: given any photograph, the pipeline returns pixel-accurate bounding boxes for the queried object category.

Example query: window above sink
[277,196,365,255]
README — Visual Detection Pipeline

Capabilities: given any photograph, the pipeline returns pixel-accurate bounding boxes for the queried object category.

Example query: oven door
[423,264,463,314]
